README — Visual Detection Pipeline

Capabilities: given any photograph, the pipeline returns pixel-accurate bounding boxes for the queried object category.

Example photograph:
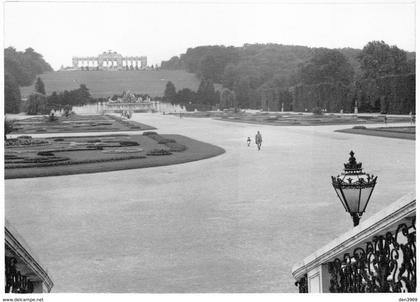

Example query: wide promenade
[5,114,415,292]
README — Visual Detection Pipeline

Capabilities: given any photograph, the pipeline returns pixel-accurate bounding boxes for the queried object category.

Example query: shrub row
[119,141,140,146]
[291,74,415,114]
[147,149,172,156]
[6,156,70,164]
[6,155,147,169]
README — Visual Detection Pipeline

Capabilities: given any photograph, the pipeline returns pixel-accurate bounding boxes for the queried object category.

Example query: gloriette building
[72,50,147,70]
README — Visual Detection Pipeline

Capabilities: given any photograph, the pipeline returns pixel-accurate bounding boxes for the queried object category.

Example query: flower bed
[102,147,144,154]
[6,155,70,166]
[165,142,187,152]
[10,114,156,134]
[143,132,186,151]
[118,141,140,146]
[147,149,172,156]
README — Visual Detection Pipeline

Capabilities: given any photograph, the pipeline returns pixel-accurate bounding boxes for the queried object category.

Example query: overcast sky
[4,0,416,70]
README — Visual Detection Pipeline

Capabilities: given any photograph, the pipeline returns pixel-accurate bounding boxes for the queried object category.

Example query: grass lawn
[10,114,155,134]
[335,126,416,140]
[5,134,225,179]
[20,70,200,98]
[176,111,412,126]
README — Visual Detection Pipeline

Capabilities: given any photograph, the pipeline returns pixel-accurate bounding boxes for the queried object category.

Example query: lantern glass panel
[359,185,374,213]
[334,187,349,211]
[341,187,360,213]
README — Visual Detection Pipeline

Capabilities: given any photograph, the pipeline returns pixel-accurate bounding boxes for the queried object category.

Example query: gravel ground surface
[5,114,415,293]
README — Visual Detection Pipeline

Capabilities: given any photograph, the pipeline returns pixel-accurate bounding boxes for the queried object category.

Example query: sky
[3,0,416,70]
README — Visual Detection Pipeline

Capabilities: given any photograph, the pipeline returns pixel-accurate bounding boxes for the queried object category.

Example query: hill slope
[20,70,200,98]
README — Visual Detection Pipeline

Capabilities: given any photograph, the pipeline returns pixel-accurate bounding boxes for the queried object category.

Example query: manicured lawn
[10,114,155,134]
[336,126,415,140]
[20,70,200,98]
[5,134,225,179]
[176,111,412,126]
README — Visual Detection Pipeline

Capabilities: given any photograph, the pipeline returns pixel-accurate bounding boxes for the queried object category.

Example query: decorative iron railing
[5,256,34,293]
[295,274,308,293]
[328,217,416,293]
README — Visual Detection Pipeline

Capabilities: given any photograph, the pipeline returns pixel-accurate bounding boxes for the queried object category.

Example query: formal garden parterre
[9,114,155,134]
[5,132,225,179]
[335,126,415,140]
[174,111,412,126]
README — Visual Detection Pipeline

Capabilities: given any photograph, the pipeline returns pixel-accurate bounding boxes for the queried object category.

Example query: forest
[161,42,415,113]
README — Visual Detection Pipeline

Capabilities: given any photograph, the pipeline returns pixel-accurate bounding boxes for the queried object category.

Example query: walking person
[247,137,251,147]
[384,115,388,127]
[255,131,262,151]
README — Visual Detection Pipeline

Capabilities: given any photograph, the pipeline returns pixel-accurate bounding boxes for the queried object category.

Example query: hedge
[285,73,415,114]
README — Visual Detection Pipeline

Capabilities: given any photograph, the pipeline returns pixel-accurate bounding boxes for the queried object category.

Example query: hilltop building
[72,50,147,71]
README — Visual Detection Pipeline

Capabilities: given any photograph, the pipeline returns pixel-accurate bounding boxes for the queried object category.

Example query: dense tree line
[359,41,415,79]
[163,79,219,110]
[5,47,52,86]
[160,44,364,108]
[26,84,93,115]
[4,73,21,113]
[4,47,53,113]
[161,42,415,112]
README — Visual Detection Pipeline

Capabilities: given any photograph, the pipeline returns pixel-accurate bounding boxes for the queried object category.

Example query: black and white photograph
[2,0,416,299]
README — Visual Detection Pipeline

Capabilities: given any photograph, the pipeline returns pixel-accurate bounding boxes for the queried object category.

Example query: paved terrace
[5,114,415,292]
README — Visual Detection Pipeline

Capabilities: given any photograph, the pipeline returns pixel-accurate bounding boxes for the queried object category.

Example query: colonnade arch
[72,51,147,70]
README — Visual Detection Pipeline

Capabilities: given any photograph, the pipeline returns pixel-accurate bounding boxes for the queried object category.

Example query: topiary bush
[119,141,140,146]
[37,151,55,156]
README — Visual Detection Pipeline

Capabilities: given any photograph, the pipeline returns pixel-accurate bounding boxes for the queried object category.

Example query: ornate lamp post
[331,151,378,226]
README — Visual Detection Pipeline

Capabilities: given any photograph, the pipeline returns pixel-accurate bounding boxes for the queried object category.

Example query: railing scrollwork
[5,256,34,293]
[295,274,308,293]
[328,217,416,293]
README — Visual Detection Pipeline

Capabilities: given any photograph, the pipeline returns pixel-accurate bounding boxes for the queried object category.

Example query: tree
[233,77,253,108]
[47,91,60,109]
[196,79,218,106]
[220,88,236,109]
[4,118,15,141]
[35,77,46,95]
[25,93,48,115]
[77,84,91,104]
[198,55,218,81]
[222,63,237,90]
[359,41,409,79]
[164,81,177,104]
[298,48,355,85]
[4,73,21,113]
[175,88,196,105]
[4,47,52,86]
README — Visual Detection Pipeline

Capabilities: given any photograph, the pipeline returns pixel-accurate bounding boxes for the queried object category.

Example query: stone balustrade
[292,192,416,293]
